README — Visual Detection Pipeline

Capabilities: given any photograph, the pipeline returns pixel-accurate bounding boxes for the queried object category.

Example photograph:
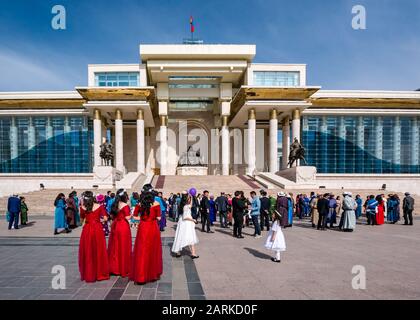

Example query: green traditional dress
[21,202,28,225]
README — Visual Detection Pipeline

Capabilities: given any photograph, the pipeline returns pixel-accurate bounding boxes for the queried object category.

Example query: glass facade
[302,115,420,174]
[95,72,139,87]
[254,71,300,86]
[0,116,93,173]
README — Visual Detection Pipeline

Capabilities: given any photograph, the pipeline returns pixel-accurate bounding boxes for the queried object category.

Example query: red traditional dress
[131,204,163,284]
[79,205,110,282]
[108,205,132,277]
[376,201,385,225]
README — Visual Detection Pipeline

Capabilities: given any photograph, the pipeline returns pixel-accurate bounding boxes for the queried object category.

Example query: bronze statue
[99,139,114,166]
[288,138,307,168]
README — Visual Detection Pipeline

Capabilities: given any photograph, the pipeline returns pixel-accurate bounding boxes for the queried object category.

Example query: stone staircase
[151,175,265,197]
[1,176,418,216]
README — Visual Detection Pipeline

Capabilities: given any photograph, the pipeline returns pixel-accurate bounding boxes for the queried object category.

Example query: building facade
[0,43,419,194]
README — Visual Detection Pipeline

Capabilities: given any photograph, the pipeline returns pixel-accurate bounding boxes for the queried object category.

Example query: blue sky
[0,0,419,91]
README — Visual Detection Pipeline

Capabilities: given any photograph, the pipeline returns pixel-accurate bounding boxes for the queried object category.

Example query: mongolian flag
[190,16,195,33]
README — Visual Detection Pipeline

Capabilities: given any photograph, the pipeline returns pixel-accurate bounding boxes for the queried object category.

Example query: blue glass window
[302,115,420,174]
[0,116,93,173]
[253,71,300,86]
[94,72,139,87]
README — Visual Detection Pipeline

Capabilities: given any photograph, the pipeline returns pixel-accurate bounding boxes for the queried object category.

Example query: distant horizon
[1,0,419,91]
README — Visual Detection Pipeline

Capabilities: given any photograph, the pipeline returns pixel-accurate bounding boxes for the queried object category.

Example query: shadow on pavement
[244,247,272,260]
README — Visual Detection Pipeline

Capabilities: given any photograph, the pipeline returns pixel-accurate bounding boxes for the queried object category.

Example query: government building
[0,43,419,195]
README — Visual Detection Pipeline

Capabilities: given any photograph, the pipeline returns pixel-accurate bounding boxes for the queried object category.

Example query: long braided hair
[139,184,157,216]
[111,188,128,218]
[81,191,95,212]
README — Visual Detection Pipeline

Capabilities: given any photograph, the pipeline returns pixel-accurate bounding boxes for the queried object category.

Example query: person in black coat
[259,190,270,231]
[200,190,213,233]
[232,191,247,238]
[215,192,229,228]
[317,193,330,231]
[7,194,21,230]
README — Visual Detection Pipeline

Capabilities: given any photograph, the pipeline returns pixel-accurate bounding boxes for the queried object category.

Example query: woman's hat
[96,194,105,203]
[277,191,286,197]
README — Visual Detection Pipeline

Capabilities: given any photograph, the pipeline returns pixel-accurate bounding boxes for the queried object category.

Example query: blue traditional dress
[287,197,293,226]
[74,196,80,226]
[155,196,167,231]
[209,199,216,225]
[355,197,363,219]
[387,198,400,223]
[54,199,67,230]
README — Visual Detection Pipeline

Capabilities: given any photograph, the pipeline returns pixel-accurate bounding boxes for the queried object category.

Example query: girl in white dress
[265,210,286,263]
[172,192,199,259]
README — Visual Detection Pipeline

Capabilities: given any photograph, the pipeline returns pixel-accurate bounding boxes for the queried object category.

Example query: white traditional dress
[172,204,199,253]
[264,220,286,252]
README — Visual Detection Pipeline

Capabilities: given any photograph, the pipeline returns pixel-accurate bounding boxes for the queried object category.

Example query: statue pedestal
[93,166,123,188]
[276,166,317,186]
[176,166,208,176]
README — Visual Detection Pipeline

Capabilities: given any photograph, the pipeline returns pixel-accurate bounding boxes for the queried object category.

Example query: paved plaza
[0,215,419,300]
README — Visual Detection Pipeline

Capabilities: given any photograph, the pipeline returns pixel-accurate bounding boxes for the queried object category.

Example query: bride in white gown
[172,192,199,259]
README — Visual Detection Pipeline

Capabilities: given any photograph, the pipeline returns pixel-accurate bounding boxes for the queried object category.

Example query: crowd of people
[4,185,416,283]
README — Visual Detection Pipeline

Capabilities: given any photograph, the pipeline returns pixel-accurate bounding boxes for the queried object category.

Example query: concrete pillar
[375,117,383,159]
[221,115,230,175]
[269,109,278,173]
[115,109,124,172]
[10,117,18,160]
[393,116,401,171]
[46,117,53,140]
[246,109,256,175]
[412,118,419,166]
[292,109,301,142]
[291,109,301,167]
[145,128,151,174]
[136,109,145,174]
[282,116,290,170]
[356,116,365,173]
[338,116,346,173]
[160,115,168,175]
[28,117,36,150]
[93,109,102,167]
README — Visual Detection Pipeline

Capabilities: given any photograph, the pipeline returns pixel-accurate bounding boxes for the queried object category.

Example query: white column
[412,118,419,166]
[247,109,256,175]
[291,109,301,167]
[10,117,18,160]
[221,115,230,175]
[136,109,145,174]
[93,109,102,168]
[393,116,401,168]
[145,128,151,174]
[269,109,278,173]
[292,109,301,142]
[46,117,53,140]
[282,116,290,170]
[28,117,36,150]
[356,116,365,172]
[375,117,383,161]
[160,115,168,175]
[115,109,124,172]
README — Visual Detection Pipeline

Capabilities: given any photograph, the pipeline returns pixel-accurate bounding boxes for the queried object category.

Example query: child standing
[265,210,286,263]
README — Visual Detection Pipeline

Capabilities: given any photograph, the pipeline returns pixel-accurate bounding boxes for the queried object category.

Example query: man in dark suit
[259,190,270,231]
[317,193,330,231]
[215,192,229,228]
[200,190,212,233]
[8,194,21,230]
[403,192,415,226]
[232,191,246,238]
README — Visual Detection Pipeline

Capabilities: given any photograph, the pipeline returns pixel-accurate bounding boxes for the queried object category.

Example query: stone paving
[0,221,205,300]
[0,216,420,300]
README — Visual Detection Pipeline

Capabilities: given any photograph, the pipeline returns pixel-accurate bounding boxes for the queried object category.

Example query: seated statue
[178,146,206,167]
